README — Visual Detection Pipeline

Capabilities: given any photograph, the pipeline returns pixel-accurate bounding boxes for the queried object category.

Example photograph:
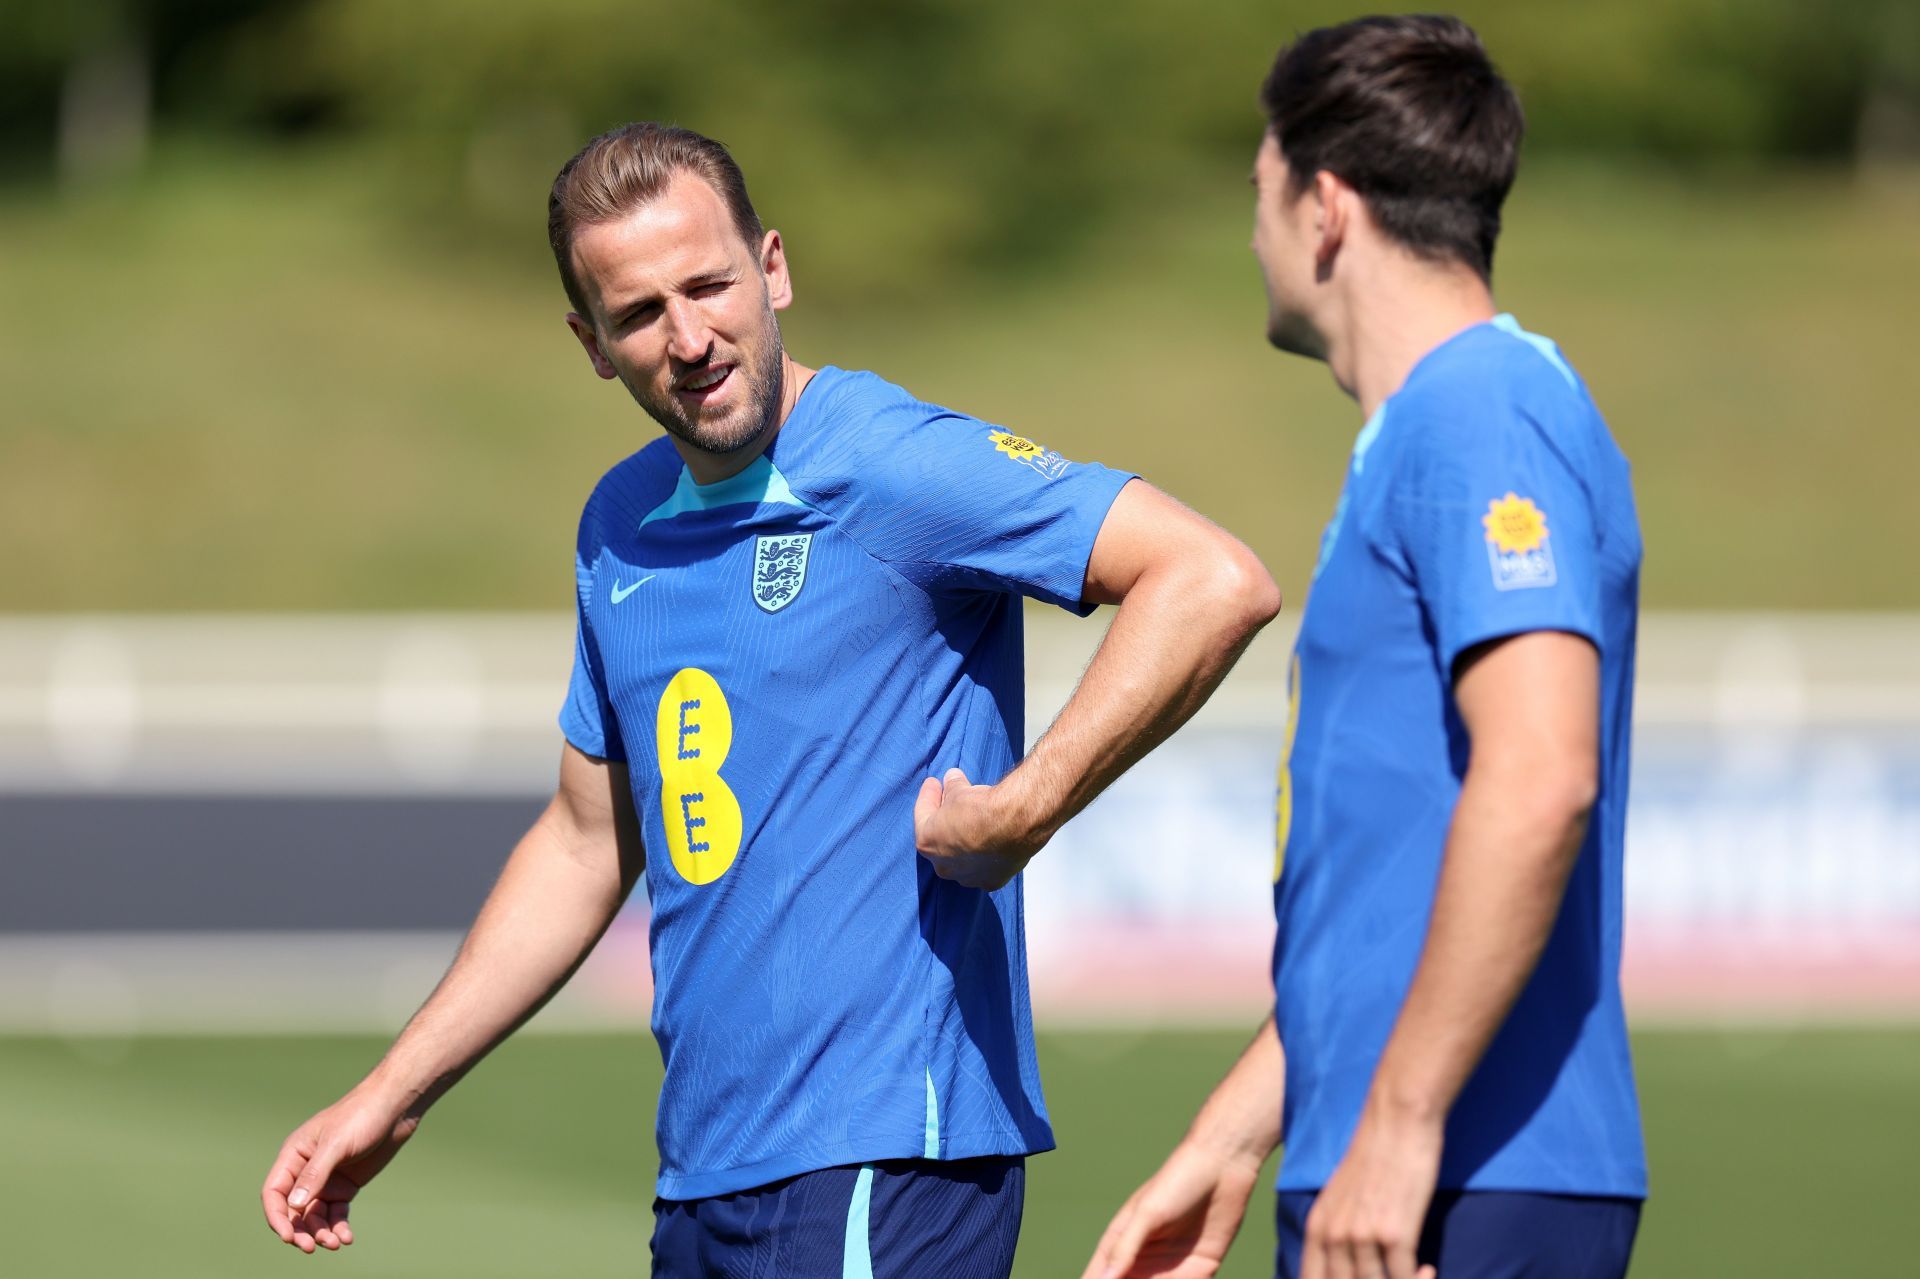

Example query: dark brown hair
[547,123,765,318]
[1260,15,1523,280]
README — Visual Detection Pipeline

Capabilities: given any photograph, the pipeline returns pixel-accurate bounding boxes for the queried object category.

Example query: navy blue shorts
[651,1156,1025,1278]
[1276,1189,1641,1279]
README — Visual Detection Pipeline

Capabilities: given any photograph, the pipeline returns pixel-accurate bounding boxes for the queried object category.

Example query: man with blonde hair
[260,122,1280,1276]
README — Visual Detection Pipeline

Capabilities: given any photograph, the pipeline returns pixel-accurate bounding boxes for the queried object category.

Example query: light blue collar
[1490,312,1576,388]
[639,454,809,528]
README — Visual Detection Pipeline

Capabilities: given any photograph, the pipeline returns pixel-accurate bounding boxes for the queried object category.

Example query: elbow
[1532,762,1598,858]
[1569,769,1599,823]
[1558,781,1597,856]
[1205,541,1282,639]
[1552,750,1600,828]
[1551,793,1596,881]
[1245,557,1285,632]
[1127,521,1280,641]
[1477,749,1597,858]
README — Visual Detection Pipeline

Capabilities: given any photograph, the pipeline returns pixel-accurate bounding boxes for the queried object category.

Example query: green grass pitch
[2,1025,1915,1276]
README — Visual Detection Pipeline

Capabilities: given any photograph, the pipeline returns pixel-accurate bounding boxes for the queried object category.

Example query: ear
[564,312,619,381]
[760,229,793,311]
[1311,169,1350,269]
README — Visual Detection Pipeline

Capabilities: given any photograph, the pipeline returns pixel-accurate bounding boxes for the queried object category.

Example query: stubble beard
[626,303,786,457]
[1267,305,1326,361]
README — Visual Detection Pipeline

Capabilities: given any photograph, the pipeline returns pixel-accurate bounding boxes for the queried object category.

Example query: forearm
[362,801,632,1113]
[1182,1013,1286,1166]
[1365,761,1590,1125]
[1010,552,1276,840]
[913,486,1277,887]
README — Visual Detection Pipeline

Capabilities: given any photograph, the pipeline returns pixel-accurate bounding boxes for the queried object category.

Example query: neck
[1322,261,1496,421]
[676,352,818,485]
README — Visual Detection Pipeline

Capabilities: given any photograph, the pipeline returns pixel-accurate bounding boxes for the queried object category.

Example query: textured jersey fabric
[560,366,1135,1199]
[1272,315,1647,1197]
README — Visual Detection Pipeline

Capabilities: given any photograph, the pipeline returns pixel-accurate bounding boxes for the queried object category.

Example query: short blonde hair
[547,123,765,318]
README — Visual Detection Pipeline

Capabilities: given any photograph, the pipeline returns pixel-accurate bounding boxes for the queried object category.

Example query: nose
[663,297,713,365]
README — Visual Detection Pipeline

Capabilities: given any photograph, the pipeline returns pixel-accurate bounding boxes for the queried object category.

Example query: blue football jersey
[1272,315,1647,1197]
[559,366,1135,1200]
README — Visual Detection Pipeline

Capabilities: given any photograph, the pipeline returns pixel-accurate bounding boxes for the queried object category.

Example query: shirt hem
[1438,616,1603,679]
[656,1128,1055,1202]
[1276,1169,1648,1199]
[1061,471,1140,615]
[557,721,626,764]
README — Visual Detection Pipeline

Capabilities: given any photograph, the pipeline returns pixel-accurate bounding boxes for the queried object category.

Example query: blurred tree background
[3,0,1917,609]
[9,0,1915,275]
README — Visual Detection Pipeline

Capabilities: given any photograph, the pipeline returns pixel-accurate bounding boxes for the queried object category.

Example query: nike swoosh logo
[610,575,655,604]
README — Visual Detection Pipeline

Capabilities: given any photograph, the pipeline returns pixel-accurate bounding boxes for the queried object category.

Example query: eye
[690,279,730,299]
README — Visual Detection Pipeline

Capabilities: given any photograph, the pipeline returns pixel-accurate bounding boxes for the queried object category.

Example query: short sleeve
[820,397,1136,614]
[557,540,627,762]
[1390,410,1602,674]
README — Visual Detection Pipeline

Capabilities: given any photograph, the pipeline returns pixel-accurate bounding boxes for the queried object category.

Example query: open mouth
[676,364,734,405]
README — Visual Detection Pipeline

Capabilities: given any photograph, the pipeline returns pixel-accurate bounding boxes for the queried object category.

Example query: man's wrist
[1177,1133,1271,1181]
[362,1057,436,1117]
[991,764,1060,855]
[1360,1077,1449,1134]
[1184,1112,1279,1170]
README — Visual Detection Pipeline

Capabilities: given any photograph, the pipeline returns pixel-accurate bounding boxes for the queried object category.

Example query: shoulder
[797,366,920,426]
[1387,321,1602,477]
[781,366,1017,499]
[796,367,990,453]
[577,437,682,555]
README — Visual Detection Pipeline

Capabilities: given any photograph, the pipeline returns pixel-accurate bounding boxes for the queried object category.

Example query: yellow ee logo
[654,668,743,885]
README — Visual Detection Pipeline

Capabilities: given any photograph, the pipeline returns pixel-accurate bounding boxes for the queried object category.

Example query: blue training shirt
[1272,315,1648,1197]
[559,366,1135,1200]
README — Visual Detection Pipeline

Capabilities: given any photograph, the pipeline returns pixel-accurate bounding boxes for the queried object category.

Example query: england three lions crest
[752,534,812,613]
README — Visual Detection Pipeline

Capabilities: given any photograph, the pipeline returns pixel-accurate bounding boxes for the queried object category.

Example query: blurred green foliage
[4,2,1917,611]
[4,0,1917,292]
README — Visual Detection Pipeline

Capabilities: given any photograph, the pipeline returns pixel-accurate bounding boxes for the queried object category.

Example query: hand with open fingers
[913,768,1040,890]
[260,1085,422,1255]
[1298,1107,1444,1279]
[1081,1139,1263,1279]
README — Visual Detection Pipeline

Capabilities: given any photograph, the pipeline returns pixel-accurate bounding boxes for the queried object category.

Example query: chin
[652,406,747,454]
[663,386,782,457]
[1266,312,1326,361]
[630,385,760,455]
[688,418,767,455]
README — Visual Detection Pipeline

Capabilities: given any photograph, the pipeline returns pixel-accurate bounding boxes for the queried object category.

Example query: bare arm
[1363,630,1598,1126]
[1083,1015,1284,1279]
[1180,1012,1286,1169]
[360,744,644,1112]
[1300,630,1600,1279]
[261,743,644,1253]
[915,480,1281,887]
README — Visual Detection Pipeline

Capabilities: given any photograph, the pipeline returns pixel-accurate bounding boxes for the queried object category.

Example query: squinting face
[567,172,791,456]
[1251,130,1325,359]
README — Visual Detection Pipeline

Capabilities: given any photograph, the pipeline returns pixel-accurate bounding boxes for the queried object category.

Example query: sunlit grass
[1,1026,1914,1277]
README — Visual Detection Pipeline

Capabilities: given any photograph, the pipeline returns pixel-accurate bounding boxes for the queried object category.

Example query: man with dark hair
[259,122,1280,1276]
[1086,17,1645,1279]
